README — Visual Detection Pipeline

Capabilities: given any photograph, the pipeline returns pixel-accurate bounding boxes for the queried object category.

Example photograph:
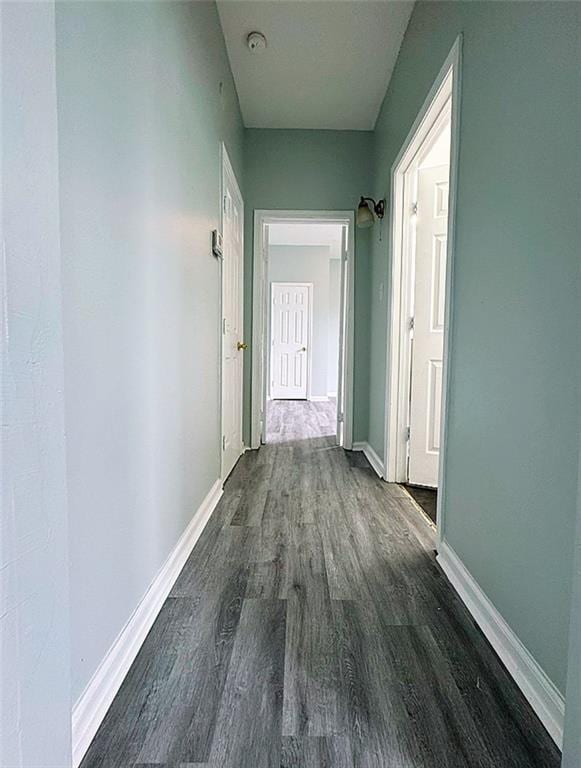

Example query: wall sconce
[356,196,385,228]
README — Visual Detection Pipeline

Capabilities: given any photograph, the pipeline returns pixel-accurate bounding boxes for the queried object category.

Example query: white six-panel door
[408,163,449,487]
[221,152,244,480]
[270,283,311,399]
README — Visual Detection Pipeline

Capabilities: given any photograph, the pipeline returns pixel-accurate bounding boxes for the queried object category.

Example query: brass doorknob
[237,341,248,351]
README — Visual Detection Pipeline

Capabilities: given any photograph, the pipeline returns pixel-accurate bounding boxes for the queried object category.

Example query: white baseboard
[437,539,564,748]
[327,391,337,398]
[351,441,385,478]
[308,395,329,402]
[71,479,223,767]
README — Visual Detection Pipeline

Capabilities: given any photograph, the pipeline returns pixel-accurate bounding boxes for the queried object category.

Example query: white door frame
[269,281,314,400]
[384,35,462,542]
[390,101,451,485]
[220,142,244,481]
[251,210,355,449]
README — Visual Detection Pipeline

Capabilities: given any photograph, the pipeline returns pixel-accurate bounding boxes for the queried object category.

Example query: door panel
[221,162,244,480]
[270,283,310,399]
[408,163,449,487]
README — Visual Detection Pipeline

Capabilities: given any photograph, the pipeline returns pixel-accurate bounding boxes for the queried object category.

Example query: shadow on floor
[401,483,437,525]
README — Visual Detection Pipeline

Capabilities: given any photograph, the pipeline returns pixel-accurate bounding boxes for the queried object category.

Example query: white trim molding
[437,539,565,747]
[71,479,224,767]
[308,395,329,402]
[352,441,385,479]
[251,210,355,451]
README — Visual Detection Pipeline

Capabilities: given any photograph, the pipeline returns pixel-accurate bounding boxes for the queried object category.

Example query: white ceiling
[217,1,414,131]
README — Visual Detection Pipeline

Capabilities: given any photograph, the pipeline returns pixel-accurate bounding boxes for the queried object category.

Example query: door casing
[251,211,355,449]
[384,35,462,542]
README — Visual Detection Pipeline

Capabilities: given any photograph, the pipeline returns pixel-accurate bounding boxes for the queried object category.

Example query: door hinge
[405,426,410,441]
[222,435,226,451]
[222,318,226,334]
[411,202,418,216]
[409,317,415,331]
[223,195,228,213]
[338,412,344,423]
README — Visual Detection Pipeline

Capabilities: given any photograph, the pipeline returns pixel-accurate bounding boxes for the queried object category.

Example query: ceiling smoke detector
[246,31,267,53]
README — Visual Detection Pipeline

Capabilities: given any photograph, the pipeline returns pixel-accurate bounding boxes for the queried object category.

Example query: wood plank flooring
[402,484,438,525]
[81,400,560,768]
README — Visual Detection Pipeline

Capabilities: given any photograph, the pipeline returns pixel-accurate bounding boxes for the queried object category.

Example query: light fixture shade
[356,199,374,228]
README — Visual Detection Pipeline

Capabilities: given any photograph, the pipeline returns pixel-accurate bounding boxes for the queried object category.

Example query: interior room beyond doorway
[265,221,344,443]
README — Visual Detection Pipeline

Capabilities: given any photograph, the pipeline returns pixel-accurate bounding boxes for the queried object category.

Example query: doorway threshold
[400,484,437,527]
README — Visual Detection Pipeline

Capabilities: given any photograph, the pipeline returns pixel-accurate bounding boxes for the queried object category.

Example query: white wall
[54,1,244,703]
[419,121,451,168]
[268,222,343,258]
[1,3,72,763]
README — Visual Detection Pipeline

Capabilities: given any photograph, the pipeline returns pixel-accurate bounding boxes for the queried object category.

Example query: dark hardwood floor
[80,400,560,767]
[402,484,438,525]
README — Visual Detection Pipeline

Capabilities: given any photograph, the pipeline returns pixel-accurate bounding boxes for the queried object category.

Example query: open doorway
[251,212,354,448]
[384,40,461,531]
[401,110,451,524]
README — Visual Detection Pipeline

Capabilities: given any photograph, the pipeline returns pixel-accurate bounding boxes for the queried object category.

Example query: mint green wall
[369,1,580,693]
[2,3,73,762]
[55,1,244,701]
[243,129,373,443]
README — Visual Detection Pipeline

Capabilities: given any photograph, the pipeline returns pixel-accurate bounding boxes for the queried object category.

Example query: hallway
[80,402,559,767]
[266,398,337,443]
[4,2,580,765]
